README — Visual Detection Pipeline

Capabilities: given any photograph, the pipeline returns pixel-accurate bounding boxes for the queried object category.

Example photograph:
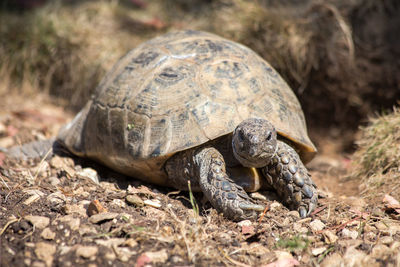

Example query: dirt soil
[1,94,399,267]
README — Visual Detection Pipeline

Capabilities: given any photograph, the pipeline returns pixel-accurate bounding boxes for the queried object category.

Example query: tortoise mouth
[232,142,276,168]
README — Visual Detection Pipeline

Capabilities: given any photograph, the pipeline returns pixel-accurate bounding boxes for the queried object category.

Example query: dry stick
[0,218,19,236]
[33,147,53,185]
[218,247,251,267]
[258,205,270,224]
[310,205,327,216]
[316,216,361,235]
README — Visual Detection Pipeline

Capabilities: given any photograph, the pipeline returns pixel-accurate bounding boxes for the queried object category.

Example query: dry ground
[1,94,399,267]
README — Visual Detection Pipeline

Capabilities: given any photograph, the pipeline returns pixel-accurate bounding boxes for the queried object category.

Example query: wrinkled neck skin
[232,118,278,168]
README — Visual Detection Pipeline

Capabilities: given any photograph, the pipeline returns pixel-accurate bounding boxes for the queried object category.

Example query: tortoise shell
[57,30,316,185]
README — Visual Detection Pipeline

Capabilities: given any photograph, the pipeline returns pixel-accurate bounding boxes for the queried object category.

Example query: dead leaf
[383,194,400,214]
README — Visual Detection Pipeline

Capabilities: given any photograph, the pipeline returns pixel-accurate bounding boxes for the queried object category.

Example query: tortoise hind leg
[7,138,57,160]
[165,147,264,221]
[262,140,318,217]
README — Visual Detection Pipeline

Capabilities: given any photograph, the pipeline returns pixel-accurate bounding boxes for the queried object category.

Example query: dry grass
[0,1,163,110]
[351,107,400,199]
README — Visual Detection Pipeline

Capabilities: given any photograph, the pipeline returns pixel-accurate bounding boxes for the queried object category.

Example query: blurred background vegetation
[0,0,399,143]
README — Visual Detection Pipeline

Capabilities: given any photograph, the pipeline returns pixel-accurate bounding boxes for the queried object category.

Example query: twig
[258,205,269,224]
[218,247,251,267]
[0,218,19,236]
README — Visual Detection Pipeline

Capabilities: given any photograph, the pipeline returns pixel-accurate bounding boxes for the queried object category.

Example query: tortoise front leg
[165,147,264,221]
[262,140,318,217]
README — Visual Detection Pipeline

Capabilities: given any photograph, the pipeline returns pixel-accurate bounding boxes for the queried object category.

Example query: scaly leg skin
[165,147,264,221]
[262,141,318,217]
[7,138,57,160]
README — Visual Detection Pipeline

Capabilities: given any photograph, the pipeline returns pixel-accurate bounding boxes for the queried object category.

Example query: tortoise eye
[266,131,272,141]
[237,129,245,141]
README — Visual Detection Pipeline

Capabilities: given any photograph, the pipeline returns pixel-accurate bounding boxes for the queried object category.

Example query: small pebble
[144,199,162,208]
[312,247,327,256]
[310,219,325,232]
[35,242,56,267]
[41,228,56,240]
[270,202,282,211]
[58,215,80,231]
[323,230,338,244]
[112,199,126,208]
[77,168,99,184]
[237,220,252,227]
[76,245,98,259]
[25,215,50,229]
[126,195,144,206]
[342,228,358,239]
[87,199,108,216]
[88,212,118,224]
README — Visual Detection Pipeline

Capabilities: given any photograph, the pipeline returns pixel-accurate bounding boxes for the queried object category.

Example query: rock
[270,202,282,211]
[40,228,56,240]
[275,250,294,260]
[58,246,72,255]
[287,210,300,218]
[343,246,372,266]
[23,189,44,205]
[321,252,343,267]
[112,199,126,208]
[76,245,98,259]
[371,244,390,259]
[58,215,80,231]
[380,236,393,245]
[50,156,76,177]
[323,230,338,244]
[47,192,66,206]
[310,219,325,232]
[342,228,358,239]
[126,195,144,207]
[95,238,125,247]
[293,222,308,233]
[241,225,255,235]
[144,199,162,208]
[136,249,168,266]
[145,249,168,264]
[25,215,50,229]
[312,247,327,256]
[49,156,65,169]
[48,176,61,186]
[123,239,138,248]
[77,168,99,184]
[35,242,56,267]
[88,212,118,224]
[105,251,116,261]
[32,161,50,178]
[63,203,87,217]
[87,199,108,216]
[237,220,252,227]
[116,247,136,262]
[78,225,98,236]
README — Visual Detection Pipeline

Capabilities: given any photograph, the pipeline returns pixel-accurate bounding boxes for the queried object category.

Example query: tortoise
[10,30,318,221]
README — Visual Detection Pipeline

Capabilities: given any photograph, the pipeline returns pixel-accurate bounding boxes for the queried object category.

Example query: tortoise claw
[239,203,265,212]
[299,206,307,218]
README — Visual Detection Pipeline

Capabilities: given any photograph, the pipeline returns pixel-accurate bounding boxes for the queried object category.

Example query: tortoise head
[232,118,277,168]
